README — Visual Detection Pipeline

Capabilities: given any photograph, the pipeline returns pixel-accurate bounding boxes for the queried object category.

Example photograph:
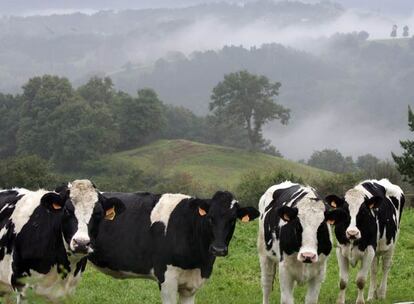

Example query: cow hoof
[336,299,345,304]
[356,299,365,304]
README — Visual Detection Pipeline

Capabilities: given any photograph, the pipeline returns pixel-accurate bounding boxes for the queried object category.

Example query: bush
[0,155,62,190]
[236,171,303,208]
[311,172,363,198]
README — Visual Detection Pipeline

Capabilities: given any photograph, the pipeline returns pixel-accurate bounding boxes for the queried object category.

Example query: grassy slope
[101,139,333,190]
[58,209,414,304]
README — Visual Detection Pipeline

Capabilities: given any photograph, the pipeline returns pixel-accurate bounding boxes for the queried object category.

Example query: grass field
[100,139,333,190]
[27,208,409,304]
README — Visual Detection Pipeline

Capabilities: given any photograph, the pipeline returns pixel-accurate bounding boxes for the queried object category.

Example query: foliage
[0,93,21,157]
[236,171,303,207]
[393,106,414,185]
[307,149,356,173]
[0,155,62,190]
[117,89,165,149]
[311,172,363,198]
[210,70,290,150]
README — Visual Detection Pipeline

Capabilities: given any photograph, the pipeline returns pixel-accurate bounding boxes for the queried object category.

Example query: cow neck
[193,215,216,278]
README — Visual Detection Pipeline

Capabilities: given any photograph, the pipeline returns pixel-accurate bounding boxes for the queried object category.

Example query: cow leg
[377,248,394,299]
[336,247,349,304]
[305,275,323,304]
[279,264,294,304]
[367,255,379,300]
[179,290,196,304]
[259,254,276,304]
[160,279,178,304]
[355,247,375,304]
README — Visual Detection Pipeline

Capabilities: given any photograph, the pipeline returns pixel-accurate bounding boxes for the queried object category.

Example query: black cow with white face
[326,179,404,304]
[258,181,346,304]
[88,190,259,304]
[0,180,124,303]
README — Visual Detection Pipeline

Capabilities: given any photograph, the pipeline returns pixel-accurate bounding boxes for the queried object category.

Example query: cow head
[278,197,347,264]
[326,191,381,243]
[194,191,259,257]
[56,180,125,256]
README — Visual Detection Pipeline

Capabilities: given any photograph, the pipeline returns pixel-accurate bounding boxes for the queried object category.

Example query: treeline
[0,74,282,173]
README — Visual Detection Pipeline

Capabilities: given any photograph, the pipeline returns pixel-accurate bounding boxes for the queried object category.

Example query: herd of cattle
[0,178,405,304]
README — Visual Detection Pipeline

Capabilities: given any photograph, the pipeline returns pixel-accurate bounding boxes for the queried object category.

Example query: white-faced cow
[88,190,259,304]
[0,180,124,303]
[258,181,346,304]
[326,179,404,304]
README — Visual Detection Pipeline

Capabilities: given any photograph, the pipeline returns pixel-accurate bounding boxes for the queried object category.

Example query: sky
[0,0,413,16]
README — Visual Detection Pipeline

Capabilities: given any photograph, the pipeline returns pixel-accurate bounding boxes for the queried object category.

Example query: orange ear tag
[198,207,207,216]
[283,214,290,222]
[241,215,250,223]
[368,203,375,209]
[105,207,116,221]
[327,219,335,225]
[331,201,337,208]
[52,203,62,210]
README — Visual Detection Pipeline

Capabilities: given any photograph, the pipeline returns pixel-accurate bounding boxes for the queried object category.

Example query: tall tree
[392,106,414,184]
[403,25,410,37]
[117,88,165,149]
[210,70,290,150]
[307,149,355,173]
[77,76,115,107]
[0,93,22,157]
[391,24,398,38]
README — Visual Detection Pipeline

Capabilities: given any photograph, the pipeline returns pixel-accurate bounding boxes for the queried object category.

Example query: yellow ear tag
[241,215,250,223]
[327,219,335,225]
[283,214,290,222]
[198,207,207,216]
[52,203,62,210]
[105,207,116,221]
[331,201,337,208]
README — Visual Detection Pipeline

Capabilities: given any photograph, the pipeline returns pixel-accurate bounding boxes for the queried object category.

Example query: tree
[307,149,355,173]
[356,154,380,176]
[403,25,409,37]
[210,70,290,150]
[0,93,22,157]
[77,76,115,107]
[392,106,414,184]
[391,25,398,38]
[117,88,165,149]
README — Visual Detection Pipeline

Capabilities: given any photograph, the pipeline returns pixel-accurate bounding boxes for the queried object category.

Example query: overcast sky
[0,0,413,16]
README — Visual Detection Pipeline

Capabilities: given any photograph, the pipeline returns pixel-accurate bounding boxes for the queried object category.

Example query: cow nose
[210,245,228,257]
[72,239,91,254]
[346,228,361,240]
[299,252,317,263]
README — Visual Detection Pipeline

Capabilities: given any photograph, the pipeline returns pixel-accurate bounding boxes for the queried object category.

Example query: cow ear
[102,197,125,221]
[277,206,298,222]
[325,209,348,225]
[191,199,210,217]
[325,195,345,209]
[365,196,382,209]
[237,207,260,223]
[41,192,65,212]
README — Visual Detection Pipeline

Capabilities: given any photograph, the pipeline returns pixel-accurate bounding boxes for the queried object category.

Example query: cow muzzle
[210,245,228,257]
[346,227,361,240]
[298,252,318,263]
[71,238,92,254]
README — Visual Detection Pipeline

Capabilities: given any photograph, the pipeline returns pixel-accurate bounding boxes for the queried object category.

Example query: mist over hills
[0,0,412,160]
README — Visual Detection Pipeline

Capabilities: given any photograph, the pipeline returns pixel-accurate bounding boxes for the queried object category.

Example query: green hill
[99,139,333,190]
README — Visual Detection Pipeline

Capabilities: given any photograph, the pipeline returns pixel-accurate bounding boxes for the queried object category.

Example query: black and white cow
[258,181,346,304]
[88,190,259,304]
[326,179,405,304]
[0,180,124,303]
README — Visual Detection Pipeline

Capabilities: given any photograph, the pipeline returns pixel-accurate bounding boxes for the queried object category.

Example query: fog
[0,0,413,161]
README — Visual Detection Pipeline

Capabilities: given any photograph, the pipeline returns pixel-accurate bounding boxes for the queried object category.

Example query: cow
[0,180,125,303]
[88,190,260,304]
[326,179,405,304]
[257,181,346,304]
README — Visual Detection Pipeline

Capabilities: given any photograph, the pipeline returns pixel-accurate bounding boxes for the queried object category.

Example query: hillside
[99,139,334,190]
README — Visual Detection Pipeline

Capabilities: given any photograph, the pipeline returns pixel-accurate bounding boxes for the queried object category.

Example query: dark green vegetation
[393,106,414,185]
[19,209,414,304]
